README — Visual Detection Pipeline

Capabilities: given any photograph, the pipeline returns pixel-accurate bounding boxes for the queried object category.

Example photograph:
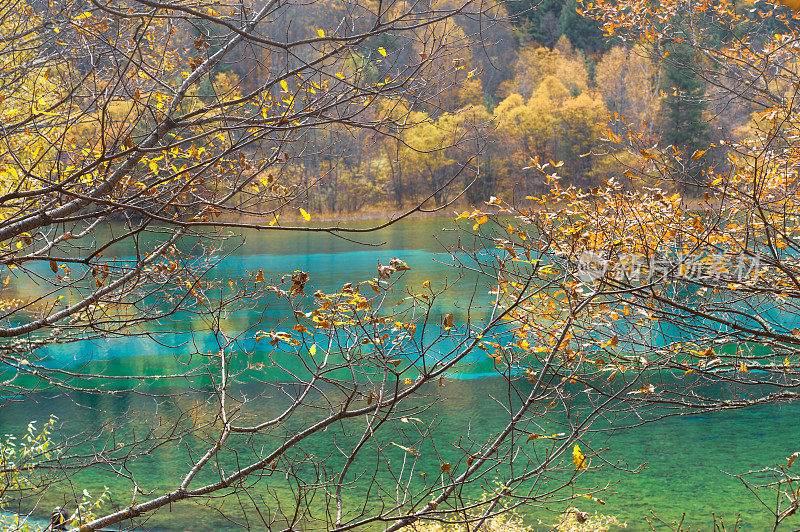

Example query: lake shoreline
[222,193,713,225]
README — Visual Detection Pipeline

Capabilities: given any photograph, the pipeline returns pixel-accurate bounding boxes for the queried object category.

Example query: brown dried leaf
[442,313,454,329]
[290,271,309,296]
[377,261,395,279]
[389,257,410,271]
[787,451,800,468]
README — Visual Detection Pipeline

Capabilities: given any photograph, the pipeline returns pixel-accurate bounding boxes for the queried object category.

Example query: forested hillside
[134,0,798,213]
[17,0,798,216]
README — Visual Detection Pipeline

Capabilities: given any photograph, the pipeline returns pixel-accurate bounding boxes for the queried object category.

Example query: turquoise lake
[1,216,799,531]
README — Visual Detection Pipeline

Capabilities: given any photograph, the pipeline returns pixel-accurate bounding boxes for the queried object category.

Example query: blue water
[1,217,799,531]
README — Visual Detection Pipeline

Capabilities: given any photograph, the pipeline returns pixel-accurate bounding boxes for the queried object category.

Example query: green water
[1,217,799,531]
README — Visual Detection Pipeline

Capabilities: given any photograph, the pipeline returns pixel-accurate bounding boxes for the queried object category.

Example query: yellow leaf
[423,280,430,288]
[317,29,325,38]
[579,494,606,505]
[309,344,317,356]
[691,149,708,160]
[600,335,619,349]
[280,79,289,92]
[300,208,311,221]
[378,47,387,57]
[269,215,278,226]
[739,362,748,372]
[390,442,419,456]
[573,445,588,471]
[335,72,345,79]
[526,432,565,442]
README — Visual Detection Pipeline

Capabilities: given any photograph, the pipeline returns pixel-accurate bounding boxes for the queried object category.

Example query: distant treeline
[48,0,800,213]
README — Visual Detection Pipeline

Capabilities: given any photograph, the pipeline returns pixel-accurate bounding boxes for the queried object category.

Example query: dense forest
[21,0,798,215]
[149,0,798,213]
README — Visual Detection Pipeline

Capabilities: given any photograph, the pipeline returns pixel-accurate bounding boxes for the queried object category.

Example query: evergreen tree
[660,42,710,189]
[556,0,609,56]
[506,0,608,56]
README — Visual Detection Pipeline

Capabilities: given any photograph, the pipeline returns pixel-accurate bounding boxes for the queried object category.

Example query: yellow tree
[497,41,589,99]
[594,44,660,134]
[493,75,612,192]
[402,111,458,206]
[558,92,611,185]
